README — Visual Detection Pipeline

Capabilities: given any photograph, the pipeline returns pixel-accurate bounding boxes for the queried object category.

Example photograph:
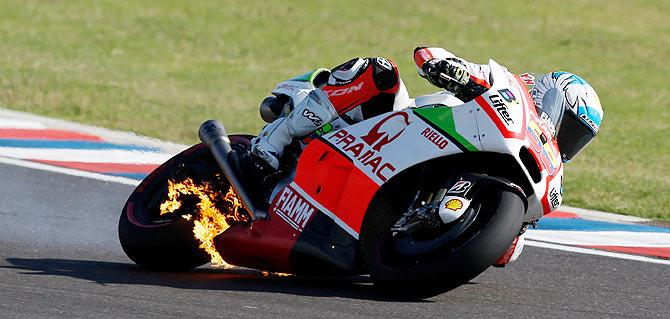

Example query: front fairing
[474,60,563,216]
[395,60,564,217]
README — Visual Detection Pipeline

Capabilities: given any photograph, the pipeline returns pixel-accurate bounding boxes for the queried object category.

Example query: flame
[261,271,292,277]
[160,178,248,268]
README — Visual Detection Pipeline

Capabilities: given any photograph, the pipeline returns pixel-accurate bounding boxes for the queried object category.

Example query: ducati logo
[361,112,411,151]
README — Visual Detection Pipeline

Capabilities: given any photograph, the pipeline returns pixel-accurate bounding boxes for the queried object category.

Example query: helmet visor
[556,110,596,161]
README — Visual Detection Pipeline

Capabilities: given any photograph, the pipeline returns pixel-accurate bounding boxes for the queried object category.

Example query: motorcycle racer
[413,47,604,162]
[121,47,607,286]
[250,47,604,171]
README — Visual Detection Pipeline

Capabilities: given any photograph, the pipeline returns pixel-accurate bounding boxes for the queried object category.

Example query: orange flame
[160,178,248,268]
[261,271,292,277]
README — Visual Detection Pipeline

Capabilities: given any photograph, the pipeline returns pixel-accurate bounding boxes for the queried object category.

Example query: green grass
[0,0,668,219]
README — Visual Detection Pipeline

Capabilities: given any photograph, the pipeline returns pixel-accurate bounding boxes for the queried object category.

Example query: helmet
[531,72,604,162]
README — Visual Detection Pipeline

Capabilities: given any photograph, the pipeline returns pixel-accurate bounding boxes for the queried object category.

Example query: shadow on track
[2,258,437,302]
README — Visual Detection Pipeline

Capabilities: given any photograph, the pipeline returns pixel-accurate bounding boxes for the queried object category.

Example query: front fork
[392,172,527,236]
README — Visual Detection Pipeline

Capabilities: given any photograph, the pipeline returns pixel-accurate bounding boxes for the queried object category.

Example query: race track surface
[1,162,668,319]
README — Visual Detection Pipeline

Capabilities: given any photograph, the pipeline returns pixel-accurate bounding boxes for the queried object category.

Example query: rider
[250,47,604,170]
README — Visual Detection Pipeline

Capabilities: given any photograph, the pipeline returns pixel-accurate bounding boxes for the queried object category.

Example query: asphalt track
[0,162,668,319]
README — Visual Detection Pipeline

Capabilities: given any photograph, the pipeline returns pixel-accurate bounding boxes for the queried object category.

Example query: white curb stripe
[558,205,651,223]
[0,147,172,164]
[526,240,670,265]
[0,156,140,186]
[0,108,188,153]
[526,230,670,247]
[0,118,46,129]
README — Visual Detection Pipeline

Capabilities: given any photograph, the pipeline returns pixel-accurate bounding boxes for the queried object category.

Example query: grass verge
[0,0,667,219]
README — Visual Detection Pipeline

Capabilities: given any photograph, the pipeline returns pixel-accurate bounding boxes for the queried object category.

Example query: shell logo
[445,199,464,211]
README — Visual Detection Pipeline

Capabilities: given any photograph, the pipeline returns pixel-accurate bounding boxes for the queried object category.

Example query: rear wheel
[360,182,524,297]
[118,138,250,271]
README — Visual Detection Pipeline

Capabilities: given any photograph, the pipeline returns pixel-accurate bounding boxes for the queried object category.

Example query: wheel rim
[374,193,496,270]
[393,202,482,256]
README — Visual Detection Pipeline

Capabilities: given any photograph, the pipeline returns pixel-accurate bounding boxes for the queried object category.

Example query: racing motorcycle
[118,60,564,296]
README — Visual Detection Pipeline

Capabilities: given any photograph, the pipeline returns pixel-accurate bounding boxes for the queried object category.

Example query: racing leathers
[250,57,407,169]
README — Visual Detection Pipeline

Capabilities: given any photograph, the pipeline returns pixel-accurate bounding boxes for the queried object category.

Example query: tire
[118,138,248,271]
[360,183,524,297]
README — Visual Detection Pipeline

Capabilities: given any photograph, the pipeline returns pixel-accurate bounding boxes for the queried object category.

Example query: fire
[159,178,248,268]
[261,271,292,277]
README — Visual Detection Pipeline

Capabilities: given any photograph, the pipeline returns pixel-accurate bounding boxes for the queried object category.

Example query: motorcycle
[118,60,564,296]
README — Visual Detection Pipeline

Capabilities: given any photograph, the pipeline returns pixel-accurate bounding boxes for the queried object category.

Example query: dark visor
[556,110,596,161]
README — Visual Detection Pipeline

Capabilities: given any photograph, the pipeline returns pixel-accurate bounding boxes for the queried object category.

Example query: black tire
[118,138,249,271]
[360,184,524,297]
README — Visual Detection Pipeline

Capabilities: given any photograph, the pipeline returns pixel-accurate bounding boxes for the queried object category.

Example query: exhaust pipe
[198,120,266,220]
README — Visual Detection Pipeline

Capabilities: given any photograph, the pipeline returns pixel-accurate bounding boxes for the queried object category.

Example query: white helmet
[532,72,604,162]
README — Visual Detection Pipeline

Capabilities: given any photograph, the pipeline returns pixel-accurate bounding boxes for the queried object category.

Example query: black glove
[422,59,470,93]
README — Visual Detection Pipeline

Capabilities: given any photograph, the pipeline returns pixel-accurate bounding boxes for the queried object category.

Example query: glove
[422,59,470,93]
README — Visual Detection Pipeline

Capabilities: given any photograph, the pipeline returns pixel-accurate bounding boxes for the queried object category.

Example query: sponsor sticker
[445,198,463,211]
[448,180,472,193]
[488,94,514,125]
[438,195,471,223]
[324,82,364,96]
[526,119,560,175]
[579,113,599,132]
[327,112,410,182]
[498,88,518,104]
[271,185,317,231]
[519,72,536,85]
[420,127,448,149]
[548,186,561,210]
[301,109,322,126]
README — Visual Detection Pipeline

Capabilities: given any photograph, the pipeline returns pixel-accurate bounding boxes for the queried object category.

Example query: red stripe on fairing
[544,211,580,219]
[30,160,158,174]
[470,75,491,89]
[293,139,379,235]
[580,245,670,259]
[0,129,104,141]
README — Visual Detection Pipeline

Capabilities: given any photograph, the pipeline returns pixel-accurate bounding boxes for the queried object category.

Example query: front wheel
[360,183,524,296]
